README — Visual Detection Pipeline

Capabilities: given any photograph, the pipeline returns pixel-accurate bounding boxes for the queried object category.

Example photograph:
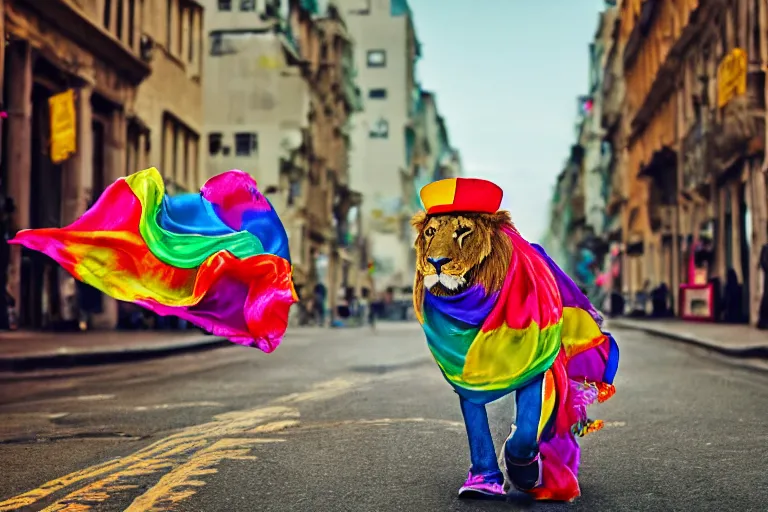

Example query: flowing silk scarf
[417,226,616,406]
[10,168,297,352]
[418,225,564,404]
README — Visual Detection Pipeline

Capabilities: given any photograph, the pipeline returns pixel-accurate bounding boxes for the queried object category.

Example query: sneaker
[458,470,506,499]
[500,427,542,492]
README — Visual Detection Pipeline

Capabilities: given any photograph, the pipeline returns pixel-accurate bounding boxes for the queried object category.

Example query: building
[0,0,203,330]
[140,0,204,196]
[201,0,313,297]
[548,0,768,325]
[672,0,767,324]
[334,0,420,294]
[543,146,584,276]
[600,1,626,298]
[619,0,685,310]
[616,0,768,324]
[584,7,618,244]
[202,0,365,322]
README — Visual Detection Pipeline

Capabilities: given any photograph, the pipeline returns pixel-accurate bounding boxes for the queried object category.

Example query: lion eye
[425,227,436,237]
[454,227,471,239]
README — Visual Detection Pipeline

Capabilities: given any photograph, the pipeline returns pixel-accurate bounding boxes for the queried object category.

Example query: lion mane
[411,210,516,318]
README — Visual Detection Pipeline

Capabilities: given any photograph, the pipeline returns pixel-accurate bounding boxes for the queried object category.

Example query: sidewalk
[0,330,229,372]
[607,318,768,358]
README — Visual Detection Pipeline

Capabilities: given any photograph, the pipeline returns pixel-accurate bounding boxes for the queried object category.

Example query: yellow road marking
[247,419,301,434]
[124,439,283,512]
[0,376,373,511]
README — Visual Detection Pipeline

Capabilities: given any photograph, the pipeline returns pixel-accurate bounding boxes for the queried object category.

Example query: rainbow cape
[10,167,297,352]
[416,225,619,500]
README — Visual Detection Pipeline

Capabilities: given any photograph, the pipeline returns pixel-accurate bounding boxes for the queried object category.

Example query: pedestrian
[360,288,376,332]
[758,242,768,329]
[313,282,326,326]
[650,282,669,318]
[0,196,16,330]
[721,268,743,324]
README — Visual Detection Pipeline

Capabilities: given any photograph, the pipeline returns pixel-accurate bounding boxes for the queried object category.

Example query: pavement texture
[0,322,766,511]
[0,330,230,371]
[607,318,768,358]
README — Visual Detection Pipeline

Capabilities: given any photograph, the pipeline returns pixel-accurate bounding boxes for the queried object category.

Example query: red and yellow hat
[419,177,503,215]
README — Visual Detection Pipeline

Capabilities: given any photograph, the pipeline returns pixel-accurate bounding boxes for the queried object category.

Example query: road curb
[607,319,768,359]
[0,336,231,372]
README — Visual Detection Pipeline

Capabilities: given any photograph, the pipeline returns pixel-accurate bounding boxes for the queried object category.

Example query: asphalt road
[0,322,766,512]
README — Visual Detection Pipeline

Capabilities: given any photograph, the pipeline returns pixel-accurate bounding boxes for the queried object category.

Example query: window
[240,0,256,11]
[235,133,258,156]
[166,0,172,49]
[369,118,389,139]
[177,5,185,57]
[208,133,223,155]
[116,0,124,40]
[367,49,386,67]
[103,0,112,29]
[218,0,232,11]
[162,113,199,192]
[368,88,387,99]
[188,8,195,63]
[128,0,136,47]
[210,32,223,55]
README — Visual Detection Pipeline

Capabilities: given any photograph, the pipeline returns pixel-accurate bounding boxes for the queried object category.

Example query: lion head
[411,210,514,314]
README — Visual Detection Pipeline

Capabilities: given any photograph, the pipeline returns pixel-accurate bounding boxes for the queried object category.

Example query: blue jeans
[458,374,547,479]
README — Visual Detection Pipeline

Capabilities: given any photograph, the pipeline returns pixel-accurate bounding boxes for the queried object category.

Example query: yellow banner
[717,48,747,108]
[49,89,77,163]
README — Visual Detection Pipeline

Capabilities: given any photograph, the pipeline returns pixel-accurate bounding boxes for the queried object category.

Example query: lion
[410,179,619,502]
[410,209,512,313]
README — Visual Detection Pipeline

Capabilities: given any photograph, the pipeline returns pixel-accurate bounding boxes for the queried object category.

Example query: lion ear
[411,211,428,232]
[489,210,513,228]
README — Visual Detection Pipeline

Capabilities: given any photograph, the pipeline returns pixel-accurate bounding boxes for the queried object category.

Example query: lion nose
[427,257,452,274]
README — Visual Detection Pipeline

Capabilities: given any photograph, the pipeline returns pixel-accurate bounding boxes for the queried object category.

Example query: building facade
[0,0,203,329]
[601,2,626,298]
[202,0,365,323]
[549,0,768,328]
[334,0,419,294]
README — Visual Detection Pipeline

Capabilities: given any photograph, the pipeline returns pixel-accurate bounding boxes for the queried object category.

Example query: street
[0,323,766,512]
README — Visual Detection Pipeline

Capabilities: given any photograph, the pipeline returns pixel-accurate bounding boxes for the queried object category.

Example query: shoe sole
[458,487,506,500]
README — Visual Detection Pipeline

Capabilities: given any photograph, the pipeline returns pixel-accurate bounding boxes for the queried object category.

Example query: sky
[409,0,607,242]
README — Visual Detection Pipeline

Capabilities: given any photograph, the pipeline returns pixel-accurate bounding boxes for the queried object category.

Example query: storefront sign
[49,89,77,164]
[717,48,747,108]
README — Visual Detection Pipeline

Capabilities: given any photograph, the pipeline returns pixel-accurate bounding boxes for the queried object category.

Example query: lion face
[411,210,513,309]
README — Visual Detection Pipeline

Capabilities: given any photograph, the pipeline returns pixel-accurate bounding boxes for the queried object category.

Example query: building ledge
[629,2,714,139]
[17,0,150,85]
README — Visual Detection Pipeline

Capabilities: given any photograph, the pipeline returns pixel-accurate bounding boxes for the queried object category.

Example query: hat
[419,177,503,215]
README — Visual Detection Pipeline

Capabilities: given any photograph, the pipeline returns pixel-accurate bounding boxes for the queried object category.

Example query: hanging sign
[717,48,747,108]
[49,89,77,164]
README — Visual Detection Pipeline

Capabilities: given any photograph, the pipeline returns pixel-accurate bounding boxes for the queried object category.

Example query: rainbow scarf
[10,167,297,352]
[417,225,611,405]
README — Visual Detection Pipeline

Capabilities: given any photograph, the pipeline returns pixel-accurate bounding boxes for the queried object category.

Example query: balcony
[710,72,765,172]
